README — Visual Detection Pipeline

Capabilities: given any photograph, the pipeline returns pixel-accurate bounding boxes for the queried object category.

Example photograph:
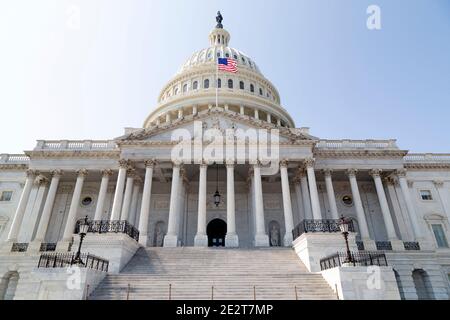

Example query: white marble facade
[1,19,450,300]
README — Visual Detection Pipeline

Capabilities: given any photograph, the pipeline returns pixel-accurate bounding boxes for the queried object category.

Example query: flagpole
[216,60,219,109]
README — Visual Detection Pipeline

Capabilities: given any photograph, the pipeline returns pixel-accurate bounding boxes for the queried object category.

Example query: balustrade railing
[11,243,28,252]
[376,241,393,251]
[315,139,398,150]
[39,243,57,252]
[404,241,421,251]
[292,219,355,240]
[34,140,117,151]
[356,241,365,251]
[38,252,109,272]
[320,251,388,271]
[74,220,139,242]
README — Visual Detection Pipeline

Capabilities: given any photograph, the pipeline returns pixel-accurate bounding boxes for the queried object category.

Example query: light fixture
[339,215,353,264]
[213,162,221,207]
[72,216,89,266]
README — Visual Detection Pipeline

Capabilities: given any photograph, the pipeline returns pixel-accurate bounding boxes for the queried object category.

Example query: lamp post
[72,216,89,266]
[339,215,353,264]
[213,162,221,207]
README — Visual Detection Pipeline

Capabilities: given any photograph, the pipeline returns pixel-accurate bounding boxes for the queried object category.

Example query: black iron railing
[292,219,355,240]
[376,241,393,251]
[74,220,139,242]
[320,251,388,271]
[11,243,28,252]
[404,242,421,251]
[39,243,57,252]
[356,241,365,251]
[38,252,109,272]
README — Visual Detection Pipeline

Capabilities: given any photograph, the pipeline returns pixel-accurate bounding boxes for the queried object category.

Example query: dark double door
[207,219,227,247]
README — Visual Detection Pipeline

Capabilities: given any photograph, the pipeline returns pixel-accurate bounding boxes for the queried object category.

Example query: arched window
[239,81,244,90]
[183,84,188,93]
[193,81,198,90]
[217,78,221,88]
[233,54,238,59]
[228,79,233,89]
[204,79,210,89]
[225,53,229,57]
[259,88,263,95]
[250,84,254,93]
[174,87,178,95]
[412,269,435,300]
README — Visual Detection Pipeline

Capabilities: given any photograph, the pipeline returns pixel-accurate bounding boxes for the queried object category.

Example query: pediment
[116,109,316,145]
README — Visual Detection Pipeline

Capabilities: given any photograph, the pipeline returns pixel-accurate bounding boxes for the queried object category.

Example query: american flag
[218,58,237,73]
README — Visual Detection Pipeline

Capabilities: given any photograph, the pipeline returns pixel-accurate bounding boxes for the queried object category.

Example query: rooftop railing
[34,140,117,151]
[0,154,30,164]
[404,153,450,163]
[315,139,399,150]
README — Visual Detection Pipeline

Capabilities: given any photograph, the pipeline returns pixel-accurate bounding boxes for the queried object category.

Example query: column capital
[433,180,444,188]
[35,175,49,187]
[323,169,333,177]
[369,169,382,178]
[280,159,289,168]
[126,167,136,176]
[172,160,183,168]
[101,169,113,177]
[51,169,63,178]
[407,180,414,188]
[347,169,358,177]
[383,176,398,186]
[225,159,235,168]
[252,160,262,168]
[296,167,307,178]
[76,169,88,177]
[26,169,38,178]
[303,158,315,168]
[396,168,407,177]
[144,159,157,168]
[118,159,130,168]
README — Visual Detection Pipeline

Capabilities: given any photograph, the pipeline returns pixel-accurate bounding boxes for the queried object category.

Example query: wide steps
[90,247,336,300]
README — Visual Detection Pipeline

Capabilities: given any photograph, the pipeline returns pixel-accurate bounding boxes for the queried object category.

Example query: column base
[163,234,179,247]
[56,241,72,252]
[225,233,239,248]
[27,241,43,253]
[283,233,293,247]
[0,240,14,253]
[254,234,269,247]
[362,239,377,251]
[194,234,208,247]
[138,234,149,247]
[390,239,405,251]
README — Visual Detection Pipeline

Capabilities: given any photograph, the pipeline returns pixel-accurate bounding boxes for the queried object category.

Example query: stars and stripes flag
[217,58,237,73]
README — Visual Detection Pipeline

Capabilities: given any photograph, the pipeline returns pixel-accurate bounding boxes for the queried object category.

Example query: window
[204,79,209,89]
[217,52,220,57]
[81,196,93,206]
[217,78,221,88]
[233,54,238,59]
[174,87,178,95]
[432,224,449,248]
[183,84,188,93]
[0,191,12,201]
[193,81,198,90]
[420,190,433,201]
[239,81,244,90]
[342,195,353,206]
[228,79,233,89]
[241,57,246,63]
[259,88,263,95]
[225,53,229,57]
[250,84,254,93]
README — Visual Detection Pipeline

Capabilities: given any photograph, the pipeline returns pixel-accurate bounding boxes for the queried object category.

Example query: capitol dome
[143,14,295,129]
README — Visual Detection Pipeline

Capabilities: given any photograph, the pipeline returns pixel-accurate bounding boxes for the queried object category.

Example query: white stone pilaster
[299,170,312,220]
[253,163,269,246]
[305,159,322,220]
[194,163,208,247]
[93,169,112,221]
[164,162,181,247]
[280,161,294,246]
[110,160,128,221]
[129,179,141,226]
[225,161,238,247]
[120,169,135,221]
[397,169,423,240]
[138,160,155,246]
[323,169,339,220]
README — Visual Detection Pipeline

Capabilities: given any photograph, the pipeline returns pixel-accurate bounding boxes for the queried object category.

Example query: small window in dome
[233,54,238,59]
[217,52,221,57]
[241,57,246,63]
[239,81,244,90]
[183,84,188,92]
[204,79,209,89]
[249,61,252,67]
[259,88,263,95]
[217,78,221,88]
[250,84,254,93]
[193,81,198,90]
[225,53,230,58]
[174,88,179,95]
[228,79,233,89]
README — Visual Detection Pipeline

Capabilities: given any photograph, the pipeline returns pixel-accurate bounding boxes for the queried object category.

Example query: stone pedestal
[0,241,14,253]
[163,234,179,248]
[293,232,358,272]
[194,234,208,247]
[254,234,269,247]
[391,239,405,251]
[321,266,401,300]
[283,233,293,247]
[69,233,140,274]
[362,239,377,251]
[225,233,239,248]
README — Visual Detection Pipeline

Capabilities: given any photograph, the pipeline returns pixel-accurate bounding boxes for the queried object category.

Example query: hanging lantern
[213,162,221,207]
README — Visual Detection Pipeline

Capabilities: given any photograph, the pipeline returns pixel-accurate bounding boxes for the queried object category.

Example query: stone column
[110,159,128,221]
[323,169,339,219]
[253,163,269,246]
[293,177,304,221]
[305,158,322,220]
[299,169,313,219]
[120,168,135,221]
[194,162,208,247]
[384,177,411,241]
[94,169,112,221]
[434,180,450,223]
[280,160,294,246]
[27,175,49,242]
[164,162,181,247]
[62,169,88,242]
[138,160,155,246]
[397,169,423,240]
[370,170,399,240]
[347,169,374,248]
[225,160,239,247]
[33,170,62,242]
[7,169,37,242]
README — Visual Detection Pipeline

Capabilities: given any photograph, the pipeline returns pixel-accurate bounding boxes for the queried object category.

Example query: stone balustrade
[315,139,399,150]
[34,140,117,151]
[0,154,30,164]
[404,153,450,163]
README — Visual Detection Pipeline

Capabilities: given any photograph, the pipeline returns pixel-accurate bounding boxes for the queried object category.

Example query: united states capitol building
[1,14,449,300]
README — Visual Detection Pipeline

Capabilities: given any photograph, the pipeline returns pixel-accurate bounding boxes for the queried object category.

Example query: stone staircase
[89,247,337,300]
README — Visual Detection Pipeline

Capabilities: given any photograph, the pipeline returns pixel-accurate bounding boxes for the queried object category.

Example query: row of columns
[6,159,424,249]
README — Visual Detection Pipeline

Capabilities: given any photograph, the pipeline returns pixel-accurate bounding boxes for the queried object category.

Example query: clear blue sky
[0,0,449,154]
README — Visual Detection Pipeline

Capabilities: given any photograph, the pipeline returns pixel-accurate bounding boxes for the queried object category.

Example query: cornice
[404,163,450,170]
[314,150,409,158]
[0,164,28,170]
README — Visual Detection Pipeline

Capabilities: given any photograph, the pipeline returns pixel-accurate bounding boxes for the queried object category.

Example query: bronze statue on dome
[216,11,223,28]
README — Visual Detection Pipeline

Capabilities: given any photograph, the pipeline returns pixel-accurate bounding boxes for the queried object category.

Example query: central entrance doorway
[207,219,227,247]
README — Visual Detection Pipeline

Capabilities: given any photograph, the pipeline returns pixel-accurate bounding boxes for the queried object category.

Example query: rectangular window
[0,191,13,201]
[432,224,449,248]
[420,190,433,201]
